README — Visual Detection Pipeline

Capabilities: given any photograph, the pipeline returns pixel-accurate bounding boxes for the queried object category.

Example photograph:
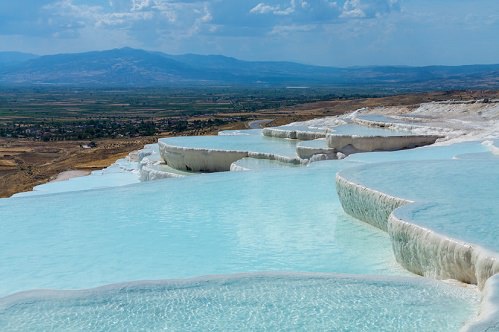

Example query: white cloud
[42,0,212,40]
[250,1,296,16]
[341,0,365,18]
[37,0,398,43]
[341,0,400,19]
[131,0,152,11]
[250,0,398,20]
[17,0,402,56]
[270,23,317,35]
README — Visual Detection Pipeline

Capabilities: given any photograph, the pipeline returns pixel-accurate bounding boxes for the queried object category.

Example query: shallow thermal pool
[160,132,299,158]
[231,157,301,170]
[356,114,423,125]
[0,274,479,331]
[0,160,410,297]
[345,141,490,163]
[218,128,262,136]
[297,138,328,148]
[269,124,328,133]
[330,124,414,136]
[456,151,499,160]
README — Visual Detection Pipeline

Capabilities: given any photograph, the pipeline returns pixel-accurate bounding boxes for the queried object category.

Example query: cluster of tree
[0,117,235,141]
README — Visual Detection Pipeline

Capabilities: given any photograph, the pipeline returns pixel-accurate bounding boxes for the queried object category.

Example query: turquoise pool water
[297,138,328,148]
[330,124,414,136]
[345,141,490,163]
[218,129,262,136]
[160,134,299,158]
[1,135,494,330]
[0,160,408,297]
[0,274,479,332]
[231,157,302,170]
[456,152,499,160]
[271,125,328,133]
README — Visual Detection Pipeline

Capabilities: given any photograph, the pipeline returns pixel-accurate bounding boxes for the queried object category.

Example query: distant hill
[0,47,498,89]
[0,52,38,67]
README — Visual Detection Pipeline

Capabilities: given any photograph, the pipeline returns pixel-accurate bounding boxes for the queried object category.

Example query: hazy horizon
[2,47,499,69]
[1,0,498,67]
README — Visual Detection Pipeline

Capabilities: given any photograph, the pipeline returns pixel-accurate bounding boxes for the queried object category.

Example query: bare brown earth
[0,137,156,197]
[1,90,498,198]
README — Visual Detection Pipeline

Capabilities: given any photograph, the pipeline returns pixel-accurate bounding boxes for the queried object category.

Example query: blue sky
[0,0,498,66]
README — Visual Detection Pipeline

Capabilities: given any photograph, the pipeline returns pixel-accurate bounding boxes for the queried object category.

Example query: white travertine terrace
[388,205,499,287]
[139,162,189,181]
[326,134,440,153]
[263,120,441,158]
[159,141,248,171]
[335,175,411,232]
[296,145,337,159]
[158,140,303,172]
[160,99,499,171]
[159,100,498,171]
[352,100,499,144]
[352,115,454,139]
[296,146,336,159]
[133,143,196,181]
[335,159,499,331]
[262,126,327,140]
[229,162,249,172]
[336,169,498,288]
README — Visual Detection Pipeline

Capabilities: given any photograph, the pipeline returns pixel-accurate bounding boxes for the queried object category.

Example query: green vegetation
[0,87,388,141]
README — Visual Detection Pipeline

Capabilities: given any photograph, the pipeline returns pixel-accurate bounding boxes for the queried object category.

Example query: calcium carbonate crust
[229,163,250,172]
[335,175,411,232]
[262,127,327,140]
[139,165,186,181]
[159,140,304,172]
[352,115,447,134]
[296,145,337,159]
[327,134,441,152]
[388,205,499,288]
[335,172,499,331]
[336,172,498,288]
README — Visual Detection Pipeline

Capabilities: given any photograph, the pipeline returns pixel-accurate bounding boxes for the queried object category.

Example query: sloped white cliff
[296,139,337,159]
[327,134,440,153]
[336,159,499,331]
[262,126,327,140]
[335,174,411,232]
[336,159,499,289]
[158,135,304,172]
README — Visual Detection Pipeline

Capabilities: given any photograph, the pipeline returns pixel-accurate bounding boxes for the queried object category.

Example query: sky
[0,0,498,66]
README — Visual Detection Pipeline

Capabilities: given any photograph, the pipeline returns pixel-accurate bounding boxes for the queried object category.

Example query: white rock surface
[463,274,499,331]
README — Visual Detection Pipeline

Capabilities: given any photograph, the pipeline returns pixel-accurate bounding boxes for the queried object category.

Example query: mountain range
[0,47,498,89]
